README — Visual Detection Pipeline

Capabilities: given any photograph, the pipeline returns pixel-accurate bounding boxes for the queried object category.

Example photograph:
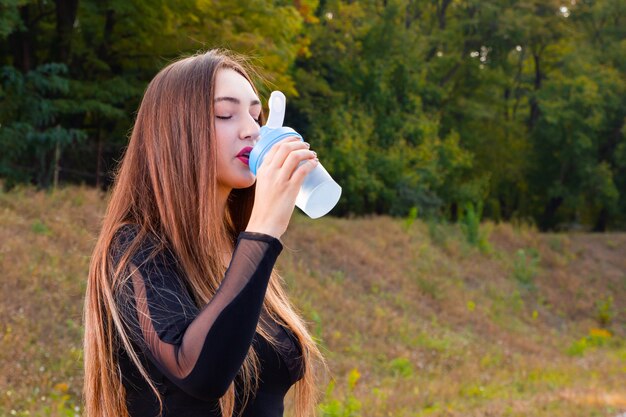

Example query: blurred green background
[1,0,625,230]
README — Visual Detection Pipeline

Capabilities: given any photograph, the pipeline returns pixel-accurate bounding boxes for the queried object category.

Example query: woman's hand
[245,137,318,239]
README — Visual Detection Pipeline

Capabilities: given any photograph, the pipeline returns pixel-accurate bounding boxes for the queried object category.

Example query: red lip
[237,146,254,158]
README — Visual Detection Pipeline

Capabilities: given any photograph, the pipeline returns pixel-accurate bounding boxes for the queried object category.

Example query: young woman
[83,49,325,417]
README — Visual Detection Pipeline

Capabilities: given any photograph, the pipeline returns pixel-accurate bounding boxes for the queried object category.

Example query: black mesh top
[111,225,305,417]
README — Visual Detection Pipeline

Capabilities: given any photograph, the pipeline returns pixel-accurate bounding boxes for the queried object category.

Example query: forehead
[214,68,258,102]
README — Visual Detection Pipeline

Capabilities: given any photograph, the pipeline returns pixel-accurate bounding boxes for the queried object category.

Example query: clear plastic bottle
[248,91,342,219]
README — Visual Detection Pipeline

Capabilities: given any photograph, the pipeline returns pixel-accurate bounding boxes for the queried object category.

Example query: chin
[233,175,256,190]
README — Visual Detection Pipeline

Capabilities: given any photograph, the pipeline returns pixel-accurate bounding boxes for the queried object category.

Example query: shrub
[512,248,540,289]
[459,202,492,253]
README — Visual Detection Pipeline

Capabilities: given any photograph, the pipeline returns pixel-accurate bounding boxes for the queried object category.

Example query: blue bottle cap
[248,126,302,175]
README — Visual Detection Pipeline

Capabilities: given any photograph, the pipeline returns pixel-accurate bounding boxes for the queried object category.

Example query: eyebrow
[214,96,261,106]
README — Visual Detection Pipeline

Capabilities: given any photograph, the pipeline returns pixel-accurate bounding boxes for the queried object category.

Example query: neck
[217,185,232,223]
[217,185,235,255]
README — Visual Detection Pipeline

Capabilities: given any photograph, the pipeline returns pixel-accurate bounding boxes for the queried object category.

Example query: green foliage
[512,248,540,289]
[0,64,86,188]
[388,357,413,378]
[566,328,614,356]
[172,0,315,98]
[0,0,21,40]
[460,202,481,246]
[594,295,614,328]
[39,386,81,417]
[330,269,346,283]
[292,1,475,218]
[459,202,492,253]
[31,219,51,236]
[0,0,626,229]
[318,369,362,417]
[530,51,625,229]
[310,309,324,344]
[403,206,418,231]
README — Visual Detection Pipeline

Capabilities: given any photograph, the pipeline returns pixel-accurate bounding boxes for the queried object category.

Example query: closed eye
[216,114,260,126]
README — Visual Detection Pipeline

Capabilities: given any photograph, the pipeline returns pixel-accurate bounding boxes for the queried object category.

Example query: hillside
[0,186,624,417]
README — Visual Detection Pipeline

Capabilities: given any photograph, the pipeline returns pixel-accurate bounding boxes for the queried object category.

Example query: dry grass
[0,186,624,417]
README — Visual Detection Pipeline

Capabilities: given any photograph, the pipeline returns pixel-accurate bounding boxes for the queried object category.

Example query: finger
[290,156,319,184]
[260,136,302,169]
[278,149,317,182]
[268,139,310,170]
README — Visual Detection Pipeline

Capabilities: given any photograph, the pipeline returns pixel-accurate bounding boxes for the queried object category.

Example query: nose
[241,115,261,144]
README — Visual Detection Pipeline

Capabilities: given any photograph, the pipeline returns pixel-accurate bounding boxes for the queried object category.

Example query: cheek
[216,123,238,148]
[214,128,232,162]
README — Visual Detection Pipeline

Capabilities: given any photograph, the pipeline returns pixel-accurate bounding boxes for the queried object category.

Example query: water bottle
[248,91,342,219]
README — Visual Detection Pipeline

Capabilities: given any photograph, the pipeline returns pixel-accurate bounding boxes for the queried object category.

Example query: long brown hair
[83,49,325,417]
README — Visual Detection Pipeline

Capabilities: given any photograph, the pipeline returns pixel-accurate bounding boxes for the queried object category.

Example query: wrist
[244,223,281,239]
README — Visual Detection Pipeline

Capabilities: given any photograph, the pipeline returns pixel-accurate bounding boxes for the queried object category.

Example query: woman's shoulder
[111,224,142,259]
[111,223,140,250]
[112,223,162,247]
[110,224,173,268]
[111,224,190,300]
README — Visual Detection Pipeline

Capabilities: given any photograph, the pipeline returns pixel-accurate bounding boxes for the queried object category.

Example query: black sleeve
[113,228,283,401]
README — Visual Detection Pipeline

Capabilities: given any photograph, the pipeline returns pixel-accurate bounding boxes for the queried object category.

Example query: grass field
[0,186,624,417]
